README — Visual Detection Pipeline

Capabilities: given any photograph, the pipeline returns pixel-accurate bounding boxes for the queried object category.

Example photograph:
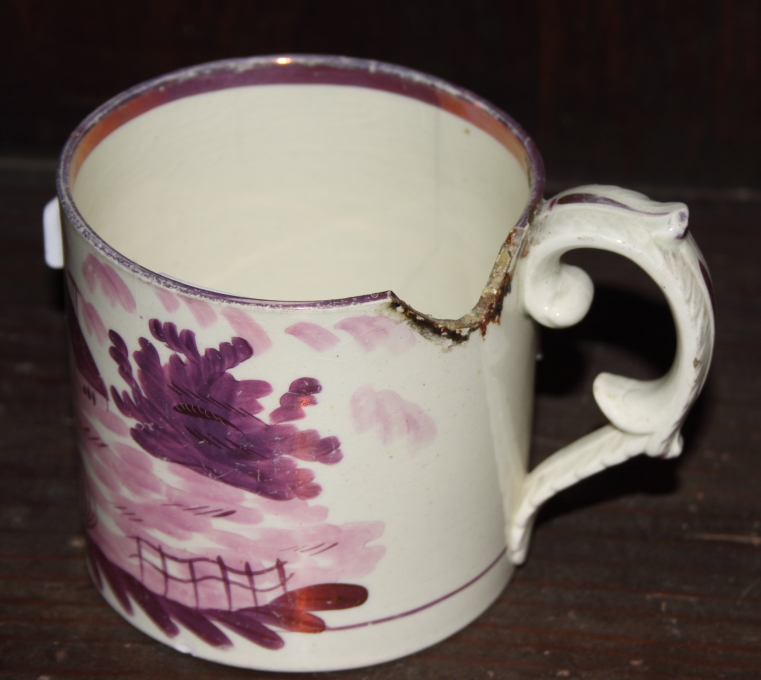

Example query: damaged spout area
[385,216,534,344]
[63,55,546,331]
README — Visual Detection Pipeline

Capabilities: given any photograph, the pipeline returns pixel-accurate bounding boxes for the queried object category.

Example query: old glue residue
[383,216,532,346]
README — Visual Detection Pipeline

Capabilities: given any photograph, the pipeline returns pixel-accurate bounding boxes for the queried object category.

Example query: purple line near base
[326,547,508,631]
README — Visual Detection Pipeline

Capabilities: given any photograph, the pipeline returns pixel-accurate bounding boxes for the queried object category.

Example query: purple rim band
[57,54,546,312]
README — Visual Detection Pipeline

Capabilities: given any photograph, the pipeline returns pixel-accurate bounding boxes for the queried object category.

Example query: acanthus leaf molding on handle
[509,185,715,565]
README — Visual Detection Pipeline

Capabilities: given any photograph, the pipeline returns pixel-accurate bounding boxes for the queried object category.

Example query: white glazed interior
[72,84,530,320]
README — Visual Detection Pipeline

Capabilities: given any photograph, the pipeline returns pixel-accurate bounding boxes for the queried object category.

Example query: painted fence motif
[130,536,291,611]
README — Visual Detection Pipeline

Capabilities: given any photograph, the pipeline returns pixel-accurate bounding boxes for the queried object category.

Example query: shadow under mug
[51,55,714,672]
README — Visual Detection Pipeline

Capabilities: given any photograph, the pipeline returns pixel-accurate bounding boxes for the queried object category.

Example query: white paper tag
[43,197,64,268]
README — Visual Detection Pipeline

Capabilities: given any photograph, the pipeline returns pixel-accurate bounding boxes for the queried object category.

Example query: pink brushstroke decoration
[78,389,129,437]
[180,295,217,328]
[285,322,340,352]
[83,301,108,346]
[77,417,385,612]
[222,308,272,355]
[81,254,136,313]
[335,315,416,356]
[350,385,436,453]
[154,287,180,313]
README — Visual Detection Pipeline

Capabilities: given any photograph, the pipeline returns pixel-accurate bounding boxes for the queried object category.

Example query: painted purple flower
[109,320,342,501]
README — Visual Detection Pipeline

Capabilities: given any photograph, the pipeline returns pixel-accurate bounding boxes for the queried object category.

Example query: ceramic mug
[47,55,714,672]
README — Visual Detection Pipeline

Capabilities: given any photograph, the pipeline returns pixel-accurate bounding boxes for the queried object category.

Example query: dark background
[2,2,761,679]
[2,0,760,189]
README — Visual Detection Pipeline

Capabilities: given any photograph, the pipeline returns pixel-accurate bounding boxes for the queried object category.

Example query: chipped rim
[57,54,545,323]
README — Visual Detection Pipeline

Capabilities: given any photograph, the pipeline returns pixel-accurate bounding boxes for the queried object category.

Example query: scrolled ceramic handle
[509,185,715,564]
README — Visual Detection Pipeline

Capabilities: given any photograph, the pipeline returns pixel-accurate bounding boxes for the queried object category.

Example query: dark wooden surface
[2,0,760,188]
[0,161,760,679]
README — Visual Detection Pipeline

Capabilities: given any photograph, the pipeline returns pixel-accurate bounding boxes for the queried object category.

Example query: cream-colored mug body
[50,56,713,672]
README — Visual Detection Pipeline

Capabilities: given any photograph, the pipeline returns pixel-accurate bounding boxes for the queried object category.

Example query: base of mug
[87,550,512,672]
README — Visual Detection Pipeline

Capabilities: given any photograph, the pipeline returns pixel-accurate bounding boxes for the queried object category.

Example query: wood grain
[1,0,760,187]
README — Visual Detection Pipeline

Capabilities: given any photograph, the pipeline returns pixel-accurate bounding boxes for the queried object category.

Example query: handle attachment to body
[509,185,714,564]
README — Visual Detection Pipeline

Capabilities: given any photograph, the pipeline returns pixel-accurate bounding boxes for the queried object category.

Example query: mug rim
[57,54,546,317]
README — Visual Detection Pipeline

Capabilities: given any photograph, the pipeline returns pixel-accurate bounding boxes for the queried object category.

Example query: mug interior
[62,56,543,321]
